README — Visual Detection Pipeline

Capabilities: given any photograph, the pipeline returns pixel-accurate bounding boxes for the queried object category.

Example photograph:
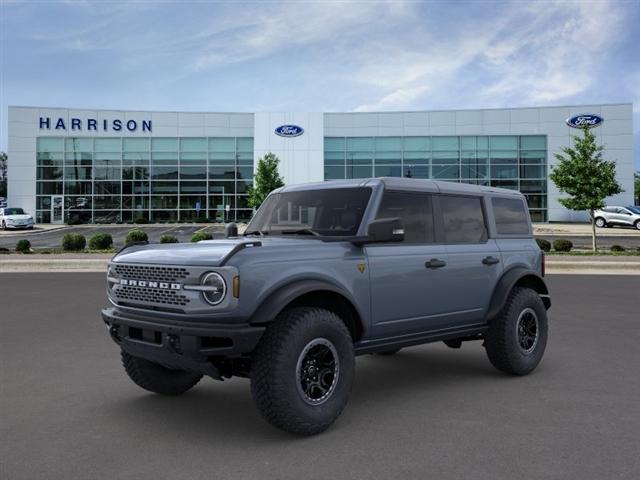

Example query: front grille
[115,285,190,306]
[113,264,189,282]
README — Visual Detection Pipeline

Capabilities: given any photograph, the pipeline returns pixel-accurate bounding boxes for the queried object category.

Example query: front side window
[440,195,487,244]
[246,187,372,237]
[492,197,530,235]
[375,191,435,243]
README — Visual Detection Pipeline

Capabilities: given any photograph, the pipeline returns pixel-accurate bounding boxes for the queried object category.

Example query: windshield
[246,187,372,237]
[626,206,640,214]
[4,208,25,215]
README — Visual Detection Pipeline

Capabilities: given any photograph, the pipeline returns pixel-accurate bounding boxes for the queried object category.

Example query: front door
[51,195,64,224]
[366,191,452,338]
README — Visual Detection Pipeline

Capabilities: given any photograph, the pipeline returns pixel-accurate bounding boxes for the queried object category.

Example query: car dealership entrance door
[51,195,64,224]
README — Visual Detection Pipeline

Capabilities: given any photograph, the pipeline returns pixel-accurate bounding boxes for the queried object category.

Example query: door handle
[482,256,500,265]
[425,258,447,269]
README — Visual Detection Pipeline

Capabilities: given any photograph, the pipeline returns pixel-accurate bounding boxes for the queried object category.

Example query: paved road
[0,225,226,249]
[1,274,639,479]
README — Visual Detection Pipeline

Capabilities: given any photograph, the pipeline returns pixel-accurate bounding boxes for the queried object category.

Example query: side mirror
[366,217,404,243]
[225,223,238,238]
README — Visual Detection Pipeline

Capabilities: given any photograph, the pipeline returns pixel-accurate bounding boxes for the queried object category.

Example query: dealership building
[6,103,634,224]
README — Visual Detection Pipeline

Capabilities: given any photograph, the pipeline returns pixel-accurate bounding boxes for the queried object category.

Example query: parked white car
[1,207,35,230]
[594,206,640,230]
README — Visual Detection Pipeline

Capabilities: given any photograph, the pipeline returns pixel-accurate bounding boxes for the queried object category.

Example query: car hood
[111,236,334,267]
[4,214,32,220]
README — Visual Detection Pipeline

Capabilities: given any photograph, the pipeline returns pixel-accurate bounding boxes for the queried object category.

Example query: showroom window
[36,136,254,224]
[324,135,547,221]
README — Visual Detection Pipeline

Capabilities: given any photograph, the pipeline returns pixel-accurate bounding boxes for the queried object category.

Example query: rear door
[438,194,503,326]
[365,190,452,338]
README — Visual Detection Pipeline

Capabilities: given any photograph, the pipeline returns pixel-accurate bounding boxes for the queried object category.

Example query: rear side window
[440,195,487,244]
[492,197,530,235]
[375,191,435,243]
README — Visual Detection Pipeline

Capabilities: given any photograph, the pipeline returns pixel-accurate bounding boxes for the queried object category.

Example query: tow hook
[108,325,121,342]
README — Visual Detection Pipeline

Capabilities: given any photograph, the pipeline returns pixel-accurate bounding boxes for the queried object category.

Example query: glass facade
[36,137,254,223]
[324,135,547,222]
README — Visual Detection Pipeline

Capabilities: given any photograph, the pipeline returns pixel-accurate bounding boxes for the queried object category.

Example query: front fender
[486,267,550,322]
[248,278,362,325]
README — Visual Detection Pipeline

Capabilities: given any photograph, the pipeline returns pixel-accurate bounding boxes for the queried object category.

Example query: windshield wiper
[243,230,268,236]
[280,228,320,236]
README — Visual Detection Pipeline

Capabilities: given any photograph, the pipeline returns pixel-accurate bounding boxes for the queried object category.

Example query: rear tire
[1,221,5,231]
[485,287,548,376]
[121,351,202,395]
[250,307,355,435]
[595,217,606,228]
[635,220,640,230]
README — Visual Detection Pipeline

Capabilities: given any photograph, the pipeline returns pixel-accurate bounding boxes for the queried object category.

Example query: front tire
[595,217,606,228]
[1,221,5,231]
[485,287,548,376]
[121,351,202,395]
[250,307,355,435]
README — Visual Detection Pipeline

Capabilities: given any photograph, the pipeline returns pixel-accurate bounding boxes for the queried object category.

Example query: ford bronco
[102,178,550,435]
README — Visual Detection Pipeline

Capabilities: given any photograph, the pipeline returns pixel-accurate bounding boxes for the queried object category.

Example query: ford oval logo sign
[275,125,304,137]
[566,114,603,129]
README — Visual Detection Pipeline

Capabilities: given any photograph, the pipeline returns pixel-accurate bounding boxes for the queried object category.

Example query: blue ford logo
[566,114,603,129]
[275,125,304,137]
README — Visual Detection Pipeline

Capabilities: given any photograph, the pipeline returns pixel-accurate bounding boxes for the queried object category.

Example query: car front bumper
[102,307,265,378]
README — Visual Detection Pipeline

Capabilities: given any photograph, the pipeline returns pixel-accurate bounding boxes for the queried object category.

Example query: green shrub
[610,244,625,252]
[88,232,113,250]
[535,238,551,252]
[553,239,573,252]
[159,234,179,244]
[195,216,209,223]
[191,231,213,243]
[134,216,149,224]
[15,239,31,253]
[66,216,83,226]
[62,233,86,251]
[125,229,148,244]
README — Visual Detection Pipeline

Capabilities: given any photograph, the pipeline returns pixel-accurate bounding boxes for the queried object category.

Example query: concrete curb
[0,258,110,272]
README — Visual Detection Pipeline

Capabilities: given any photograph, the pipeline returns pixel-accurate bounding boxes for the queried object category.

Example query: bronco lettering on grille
[119,279,181,290]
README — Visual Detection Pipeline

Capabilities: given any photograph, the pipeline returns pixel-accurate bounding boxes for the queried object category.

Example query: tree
[549,127,622,252]
[247,152,284,209]
[634,171,640,205]
[0,152,7,198]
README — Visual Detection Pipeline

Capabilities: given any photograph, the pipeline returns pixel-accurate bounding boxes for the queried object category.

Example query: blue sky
[1,0,639,168]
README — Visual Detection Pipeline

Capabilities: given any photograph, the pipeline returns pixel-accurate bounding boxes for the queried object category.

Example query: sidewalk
[534,223,639,237]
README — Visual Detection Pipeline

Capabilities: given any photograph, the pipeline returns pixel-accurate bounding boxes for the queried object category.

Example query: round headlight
[201,272,226,305]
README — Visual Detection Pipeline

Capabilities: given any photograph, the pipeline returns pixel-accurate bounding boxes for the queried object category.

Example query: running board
[354,324,488,356]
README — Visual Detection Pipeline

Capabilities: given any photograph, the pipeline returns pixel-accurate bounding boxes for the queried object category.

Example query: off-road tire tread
[485,287,548,376]
[251,307,354,435]
[121,350,202,395]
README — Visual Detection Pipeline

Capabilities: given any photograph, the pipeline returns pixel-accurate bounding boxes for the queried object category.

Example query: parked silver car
[594,206,640,230]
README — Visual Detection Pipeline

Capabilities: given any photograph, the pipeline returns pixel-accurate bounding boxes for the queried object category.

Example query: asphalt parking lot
[1,274,639,479]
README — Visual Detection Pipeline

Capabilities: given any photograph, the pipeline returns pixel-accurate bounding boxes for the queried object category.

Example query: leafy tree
[549,127,622,252]
[0,152,7,198]
[634,171,640,205]
[247,152,285,209]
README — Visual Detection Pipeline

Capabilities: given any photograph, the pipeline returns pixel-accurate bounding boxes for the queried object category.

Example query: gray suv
[102,178,551,435]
